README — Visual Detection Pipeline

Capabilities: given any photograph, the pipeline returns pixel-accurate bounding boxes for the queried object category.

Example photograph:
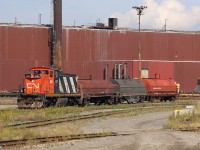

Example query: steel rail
[2,128,199,148]
[0,132,118,148]
[7,111,123,128]
[175,127,200,132]
[0,130,171,148]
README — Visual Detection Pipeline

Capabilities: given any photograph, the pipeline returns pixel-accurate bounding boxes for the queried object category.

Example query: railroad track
[178,93,200,97]
[1,128,199,149]
[0,132,119,148]
[6,105,184,129]
[7,110,124,128]
[177,94,200,100]
[175,127,200,132]
[0,130,169,148]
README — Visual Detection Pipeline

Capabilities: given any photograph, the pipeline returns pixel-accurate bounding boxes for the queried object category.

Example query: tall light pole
[38,14,42,24]
[132,6,147,79]
[165,19,168,31]
[15,17,17,24]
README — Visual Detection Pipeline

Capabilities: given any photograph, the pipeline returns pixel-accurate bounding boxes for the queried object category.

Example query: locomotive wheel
[171,97,176,101]
[42,100,50,108]
[160,99,164,102]
[106,99,113,105]
[17,98,32,109]
[55,98,68,107]
[31,100,44,108]
[83,99,90,106]
[17,98,44,109]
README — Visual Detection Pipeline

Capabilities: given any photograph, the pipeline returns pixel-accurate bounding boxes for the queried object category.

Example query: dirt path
[28,111,200,150]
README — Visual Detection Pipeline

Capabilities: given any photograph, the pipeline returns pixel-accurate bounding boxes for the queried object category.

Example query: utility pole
[38,14,42,24]
[165,19,168,31]
[162,19,168,31]
[15,17,17,24]
[132,6,147,79]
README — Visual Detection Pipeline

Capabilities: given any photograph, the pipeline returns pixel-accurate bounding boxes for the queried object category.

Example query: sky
[1,0,200,31]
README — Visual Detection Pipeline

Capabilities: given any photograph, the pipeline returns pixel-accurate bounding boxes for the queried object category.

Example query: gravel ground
[29,111,200,150]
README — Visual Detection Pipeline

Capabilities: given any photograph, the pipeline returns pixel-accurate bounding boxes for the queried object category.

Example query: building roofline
[0,23,200,34]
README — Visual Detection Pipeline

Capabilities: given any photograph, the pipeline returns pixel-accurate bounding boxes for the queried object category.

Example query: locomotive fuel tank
[78,79,117,105]
[141,78,177,101]
[110,77,146,103]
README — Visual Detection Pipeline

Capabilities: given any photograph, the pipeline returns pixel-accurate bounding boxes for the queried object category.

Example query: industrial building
[0,23,200,92]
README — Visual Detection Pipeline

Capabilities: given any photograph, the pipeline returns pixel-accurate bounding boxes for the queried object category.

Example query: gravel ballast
[28,111,200,150]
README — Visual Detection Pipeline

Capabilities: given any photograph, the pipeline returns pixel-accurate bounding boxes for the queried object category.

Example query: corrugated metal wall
[1,25,200,91]
[0,25,50,91]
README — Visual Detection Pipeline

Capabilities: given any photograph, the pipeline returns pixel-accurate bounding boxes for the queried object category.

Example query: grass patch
[0,123,83,141]
[113,106,181,118]
[164,102,200,130]
[0,100,196,126]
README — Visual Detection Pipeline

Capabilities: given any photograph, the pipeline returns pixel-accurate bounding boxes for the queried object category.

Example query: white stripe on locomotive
[59,79,64,93]
[70,77,76,93]
[63,77,70,93]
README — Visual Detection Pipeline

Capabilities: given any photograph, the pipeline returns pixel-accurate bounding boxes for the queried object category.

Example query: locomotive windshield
[25,69,49,78]
[28,70,49,75]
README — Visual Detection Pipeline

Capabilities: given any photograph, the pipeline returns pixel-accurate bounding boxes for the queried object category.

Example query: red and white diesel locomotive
[17,67,178,109]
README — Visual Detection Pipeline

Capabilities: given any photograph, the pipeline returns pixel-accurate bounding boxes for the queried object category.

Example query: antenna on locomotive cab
[132,6,147,79]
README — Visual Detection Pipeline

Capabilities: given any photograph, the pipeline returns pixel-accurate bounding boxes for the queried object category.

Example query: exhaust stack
[118,64,122,79]
[124,63,127,77]
[114,64,118,79]
[52,0,62,69]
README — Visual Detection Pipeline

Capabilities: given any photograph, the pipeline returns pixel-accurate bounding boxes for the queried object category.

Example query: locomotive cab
[18,67,79,109]
[24,67,55,94]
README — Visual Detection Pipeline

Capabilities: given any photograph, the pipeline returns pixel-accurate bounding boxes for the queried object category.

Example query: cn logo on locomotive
[27,83,40,89]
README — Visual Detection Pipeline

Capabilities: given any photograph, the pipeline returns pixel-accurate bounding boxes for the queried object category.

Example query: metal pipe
[114,64,118,79]
[118,64,122,79]
[124,63,127,77]
[105,64,109,80]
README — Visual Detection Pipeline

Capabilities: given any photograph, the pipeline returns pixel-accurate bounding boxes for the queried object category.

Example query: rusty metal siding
[141,32,200,61]
[0,26,50,91]
[146,61,174,79]
[1,25,200,92]
[174,62,200,92]
[62,29,136,79]
[63,29,135,62]
[62,29,200,92]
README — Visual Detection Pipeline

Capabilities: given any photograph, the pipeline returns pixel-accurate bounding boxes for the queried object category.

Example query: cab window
[50,71,53,77]
[34,70,41,74]
[41,70,49,75]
